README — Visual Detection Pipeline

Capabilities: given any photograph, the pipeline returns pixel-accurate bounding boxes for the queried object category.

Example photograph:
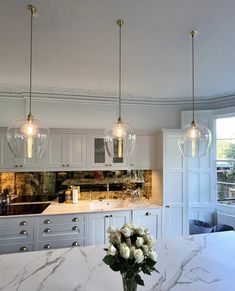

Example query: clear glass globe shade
[7,117,50,159]
[178,122,211,157]
[104,120,136,159]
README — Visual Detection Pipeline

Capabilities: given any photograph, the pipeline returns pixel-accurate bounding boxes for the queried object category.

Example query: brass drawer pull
[72,241,79,247]
[20,221,27,226]
[20,246,28,252]
[44,228,51,233]
[72,217,79,222]
[44,219,51,224]
[72,226,79,231]
[20,230,28,235]
[44,244,51,250]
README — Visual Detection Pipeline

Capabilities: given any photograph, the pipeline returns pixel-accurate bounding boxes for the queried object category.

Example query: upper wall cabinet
[43,130,87,171]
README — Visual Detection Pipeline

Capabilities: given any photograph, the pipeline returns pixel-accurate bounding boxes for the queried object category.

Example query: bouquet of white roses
[103,223,158,287]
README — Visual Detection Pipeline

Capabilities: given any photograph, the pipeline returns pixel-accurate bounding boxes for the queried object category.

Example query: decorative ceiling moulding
[0,85,235,108]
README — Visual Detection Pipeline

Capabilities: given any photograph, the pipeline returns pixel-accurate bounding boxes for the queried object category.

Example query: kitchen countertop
[0,231,234,291]
[0,199,162,218]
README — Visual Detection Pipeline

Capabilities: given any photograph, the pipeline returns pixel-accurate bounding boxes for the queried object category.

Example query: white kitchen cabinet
[129,133,157,169]
[0,129,43,171]
[36,214,86,250]
[0,216,36,254]
[89,133,126,170]
[87,210,131,245]
[156,129,187,238]
[132,208,162,239]
[43,131,87,170]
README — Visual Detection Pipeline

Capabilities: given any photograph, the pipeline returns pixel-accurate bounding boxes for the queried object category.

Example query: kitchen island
[0,231,235,291]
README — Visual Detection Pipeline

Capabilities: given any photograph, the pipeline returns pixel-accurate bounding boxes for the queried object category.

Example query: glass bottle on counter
[65,188,72,204]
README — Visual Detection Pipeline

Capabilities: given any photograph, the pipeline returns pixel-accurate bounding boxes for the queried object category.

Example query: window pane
[217,139,235,160]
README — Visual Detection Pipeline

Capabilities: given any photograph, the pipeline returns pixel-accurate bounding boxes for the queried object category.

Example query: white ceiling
[1,0,235,100]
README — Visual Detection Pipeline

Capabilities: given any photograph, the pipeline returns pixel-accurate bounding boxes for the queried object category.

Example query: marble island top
[0,231,235,291]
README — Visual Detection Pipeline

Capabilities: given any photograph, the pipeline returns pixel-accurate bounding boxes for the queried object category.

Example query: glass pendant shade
[178,121,211,157]
[105,119,136,159]
[7,115,49,159]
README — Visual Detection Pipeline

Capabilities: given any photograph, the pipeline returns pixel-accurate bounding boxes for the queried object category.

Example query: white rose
[147,236,155,249]
[109,233,116,244]
[133,249,144,264]
[120,245,130,259]
[115,232,122,244]
[142,244,149,256]
[126,238,132,247]
[123,222,135,229]
[148,250,157,262]
[107,245,117,256]
[121,227,132,238]
[137,227,145,236]
[145,228,150,235]
[107,225,115,234]
[136,237,144,248]
[129,246,136,259]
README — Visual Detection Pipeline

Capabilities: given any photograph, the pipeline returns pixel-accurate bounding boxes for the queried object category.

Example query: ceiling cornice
[0,85,234,109]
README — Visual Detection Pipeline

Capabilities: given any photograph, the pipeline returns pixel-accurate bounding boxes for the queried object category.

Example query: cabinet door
[132,209,161,239]
[43,133,67,169]
[66,134,87,169]
[163,132,187,238]
[87,212,107,245]
[0,132,15,169]
[130,134,157,169]
[109,211,131,229]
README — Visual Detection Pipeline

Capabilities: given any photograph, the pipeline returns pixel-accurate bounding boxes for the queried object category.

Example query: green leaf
[103,255,116,266]
[142,265,151,275]
[133,264,140,273]
[145,258,156,268]
[110,262,121,272]
[126,270,134,279]
[134,274,144,286]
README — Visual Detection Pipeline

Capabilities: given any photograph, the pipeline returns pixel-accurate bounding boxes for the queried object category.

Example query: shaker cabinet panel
[67,134,87,168]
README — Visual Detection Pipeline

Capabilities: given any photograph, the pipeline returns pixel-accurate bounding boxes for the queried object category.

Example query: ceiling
[1,0,235,101]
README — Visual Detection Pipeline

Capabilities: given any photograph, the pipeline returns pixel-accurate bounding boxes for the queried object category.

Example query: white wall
[0,97,182,131]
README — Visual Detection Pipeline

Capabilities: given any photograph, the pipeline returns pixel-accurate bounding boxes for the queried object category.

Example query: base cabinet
[132,209,162,239]
[87,211,132,245]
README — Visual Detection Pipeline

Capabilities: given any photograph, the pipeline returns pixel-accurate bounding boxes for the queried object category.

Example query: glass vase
[122,273,137,291]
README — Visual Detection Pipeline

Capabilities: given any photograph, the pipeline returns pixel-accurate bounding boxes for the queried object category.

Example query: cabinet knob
[20,230,28,235]
[19,165,23,168]
[44,219,51,224]
[72,241,79,247]
[62,164,65,167]
[20,221,27,226]
[105,215,109,218]
[72,217,79,222]
[44,244,51,250]
[15,165,18,168]
[109,214,113,218]
[130,163,134,166]
[72,226,79,231]
[165,205,170,208]
[145,212,151,216]
[20,246,28,252]
[44,228,51,233]
[66,164,70,167]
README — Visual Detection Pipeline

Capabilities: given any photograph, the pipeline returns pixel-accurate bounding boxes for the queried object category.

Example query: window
[216,117,235,205]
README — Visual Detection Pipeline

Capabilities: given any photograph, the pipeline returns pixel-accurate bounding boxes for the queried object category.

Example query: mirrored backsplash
[0,170,152,201]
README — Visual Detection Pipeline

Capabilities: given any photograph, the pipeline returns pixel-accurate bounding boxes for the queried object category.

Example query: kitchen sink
[89,199,125,210]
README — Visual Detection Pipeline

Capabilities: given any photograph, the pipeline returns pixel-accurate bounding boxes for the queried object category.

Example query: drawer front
[37,239,85,250]
[0,217,35,228]
[0,243,34,254]
[37,223,85,241]
[37,214,84,225]
[0,227,34,244]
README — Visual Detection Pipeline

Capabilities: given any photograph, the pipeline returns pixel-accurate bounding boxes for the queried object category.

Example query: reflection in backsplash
[0,170,152,200]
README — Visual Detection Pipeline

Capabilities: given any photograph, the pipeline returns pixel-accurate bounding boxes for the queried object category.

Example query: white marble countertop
[0,231,235,291]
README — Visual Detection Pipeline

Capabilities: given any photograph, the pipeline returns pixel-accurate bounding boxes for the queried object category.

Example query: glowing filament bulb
[26,119,34,159]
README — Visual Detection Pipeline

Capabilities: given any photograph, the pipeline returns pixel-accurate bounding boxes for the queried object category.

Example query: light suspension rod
[117,19,124,122]
[28,4,37,118]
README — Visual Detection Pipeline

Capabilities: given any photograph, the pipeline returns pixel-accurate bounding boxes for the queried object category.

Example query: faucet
[106,182,110,199]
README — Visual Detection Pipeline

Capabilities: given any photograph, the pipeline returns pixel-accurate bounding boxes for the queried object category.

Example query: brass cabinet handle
[44,228,51,233]
[20,230,27,235]
[44,244,51,250]
[44,219,51,224]
[20,246,28,252]
[72,241,80,247]
[72,226,79,231]
[20,221,27,226]
[72,217,79,222]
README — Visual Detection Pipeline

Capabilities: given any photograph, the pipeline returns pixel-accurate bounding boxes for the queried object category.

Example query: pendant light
[7,5,49,159]
[178,31,211,157]
[104,19,136,160]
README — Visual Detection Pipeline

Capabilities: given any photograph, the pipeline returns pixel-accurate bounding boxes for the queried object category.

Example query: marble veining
[0,232,235,291]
